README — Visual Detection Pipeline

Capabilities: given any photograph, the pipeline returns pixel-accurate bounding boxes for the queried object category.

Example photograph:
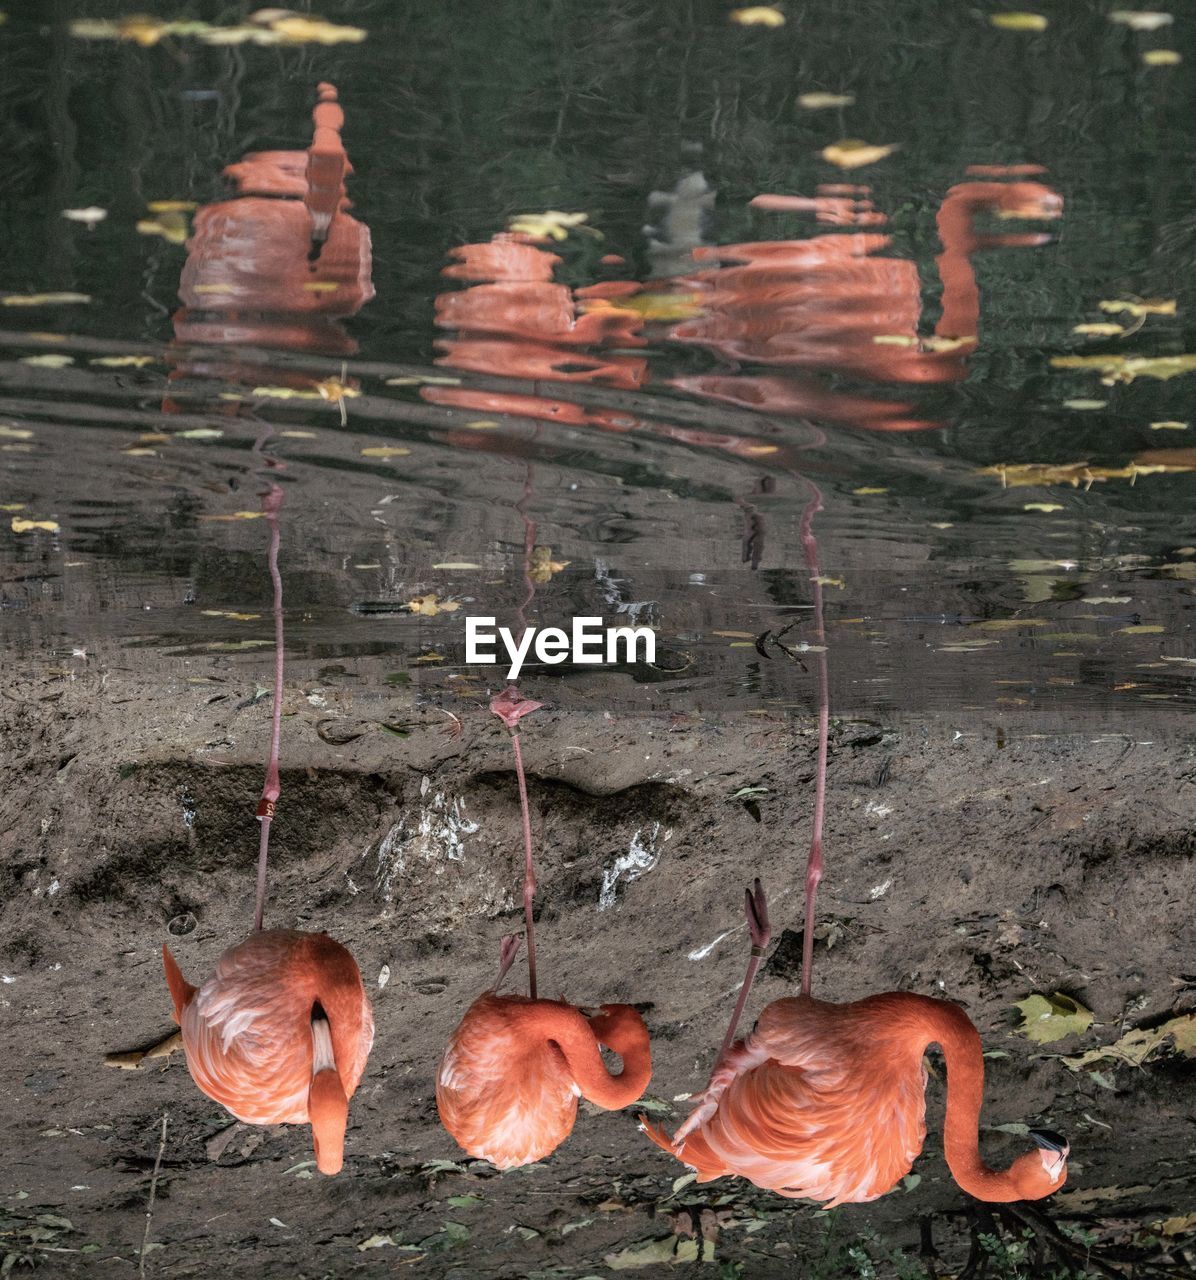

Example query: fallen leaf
[199,511,265,521]
[1064,1012,1196,1068]
[21,353,74,367]
[11,517,60,534]
[606,1237,700,1269]
[729,6,786,26]
[1098,297,1176,317]
[412,652,445,664]
[178,428,224,439]
[0,426,33,440]
[1150,420,1188,430]
[1158,1212,1196,1236]
[1073,322,1124,336]
[357,1232,398,1251]
[361,446,411,459]
[385,375,461,386]
[797,92,855,109]
[90,355,156,368]
[1109,11,1174,31]
[1143,48,1181,65]
[507,210,596,242]
[529,545,569,583]
[407,594,460,617]
[446,1194,482,1209]
[990,13,1049,32]
[201,609,261,622]
[1,292,90,306]
[1118,623,1163,634]
[1014,992,1094,1044]
[137,211,189,244]
[590,292,703,322]
[463,419,499,430]
[814,575,845,588]
[61,206,107,227]
[1024,503,1063,512]
[147,199,198,213]
[433,561,481,570]
[1063,399,1107,410]
[821,139,899,169]
[852,486,888,495]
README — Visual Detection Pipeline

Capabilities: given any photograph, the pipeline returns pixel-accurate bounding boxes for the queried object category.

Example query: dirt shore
[2,665,1194,1277]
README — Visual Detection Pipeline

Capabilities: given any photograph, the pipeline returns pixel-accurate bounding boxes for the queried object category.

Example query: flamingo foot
[494,934,522,991]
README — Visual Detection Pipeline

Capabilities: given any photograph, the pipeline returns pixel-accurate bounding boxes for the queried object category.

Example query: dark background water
[2,0,1195,729]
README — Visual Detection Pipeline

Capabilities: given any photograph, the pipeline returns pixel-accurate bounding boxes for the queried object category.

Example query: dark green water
[2,0,1195,728]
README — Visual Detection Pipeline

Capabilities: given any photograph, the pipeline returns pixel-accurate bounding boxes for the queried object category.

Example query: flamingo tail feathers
[162,944,197,1023]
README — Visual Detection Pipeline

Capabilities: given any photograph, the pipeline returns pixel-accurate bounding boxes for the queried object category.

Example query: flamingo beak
[1030,1128,1069,1179]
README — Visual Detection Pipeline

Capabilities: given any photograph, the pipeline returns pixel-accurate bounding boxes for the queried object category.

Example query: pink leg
[509,731,538,1000]
[253,478,285,932]
[799,482,829,997]
[494,934,522,992]
[717,879,772,1060]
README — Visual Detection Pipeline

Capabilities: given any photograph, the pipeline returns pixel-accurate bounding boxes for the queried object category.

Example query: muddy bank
[1,667,1194,1277]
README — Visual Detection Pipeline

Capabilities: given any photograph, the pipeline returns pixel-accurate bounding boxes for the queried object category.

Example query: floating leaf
[199,511,265,521]
[529,545,569,583]
[0,426,33,440]
[797,92,855,109]
[507,210,596,242]
[201,609,260,622]
[21,353,74,367]
[729,6,786,26]
[1,291,90,306]
[407,593,460,617]
[821,139,899,169]
[1014,992,1094,1044]
[1150,420,1188,430]
[61,206,107,227]
[591,292,703,322]
[361,446,411,459]
[463,419,499,429]
[385,375,461,386]
[90,355,156,368]
[137,211,189,244]
[990,13,1049,32]
[1073,322,1124,336]
[178,427,224,439]
[1109,11,1174,31]
[1024,503,1063,512]
[148,199,197,213]
[853,486,888,495]
[1098,297,1175,317]
[11,517,59,534]
[1063,399,1107,410]
[433,561,481,570]
[1143,48,1181,65]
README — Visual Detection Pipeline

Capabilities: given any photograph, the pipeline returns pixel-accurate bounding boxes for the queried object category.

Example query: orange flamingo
[163,930,374,1175]
[643,479,1069,1204]
[436,688,652,1168]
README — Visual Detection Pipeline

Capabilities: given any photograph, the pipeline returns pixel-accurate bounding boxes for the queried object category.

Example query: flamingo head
[309,1068,350,1175]
[489,685,544,731]
[1011,1128,1070,1199]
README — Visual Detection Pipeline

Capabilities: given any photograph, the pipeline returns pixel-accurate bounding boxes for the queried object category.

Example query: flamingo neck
[911,996,1026,1201]
[933,186,987,341]
[514,1001,650,1110]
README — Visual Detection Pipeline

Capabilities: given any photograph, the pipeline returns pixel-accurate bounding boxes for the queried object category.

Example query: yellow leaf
[11,517,59,533]
[139,433,170,443]
[729,6,786,27]
[1150,420,1188,429]
[412,652,445,664]
[1,503,26,511]
[713,630,755,639]
[1014,992,1094,1044]
[407,594,460,618]
[0,426,33,440]
[464,420,500,430]
[1097,297,1176,317]
[385,374,461,387]
[1063,399,1107,410]
[260,15,367,44]
[361,446,411,459]
[529,545,569,583]
[192,284,237,295]
[507,210,596,242]
[199,511,265,522]
[974,618,1049,631]
[853,487,888,495]
[1158,1212,1196,1237]
[873,334,916,346]
[122,447,158,457]
[178,428,223,439]
[595,292,703,321]
[1,292,90,306]
[1143,48,1181,65]
[90,355,156,367]
[797,92,855,109]
[1109,11,1174,31]
[433,562,481,570]
[250,385,319,400]
[146,200,197,213]
[302,281,339,292]
[990,13,1049,32]
[137,212,189,244]
[201,609,260,621]
[606,1236,701,1269]
[1073,322,1124,336]
[821,139,899,169]
[279,430,316,438]
[814,575,845,588]
[1064,1012,1196,1069]
[1024,502,1063,512]
[21,354,74,368]
[1117,623,1163,634]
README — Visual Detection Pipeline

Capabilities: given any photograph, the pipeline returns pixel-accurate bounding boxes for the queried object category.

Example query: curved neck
[305,938,366,1080]
[516,1002,650,1110]
[934,185,987,340]
[904,995,1027,1202]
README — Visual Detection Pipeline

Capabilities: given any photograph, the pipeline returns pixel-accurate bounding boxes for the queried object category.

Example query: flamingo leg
[799,481,829,997]
[493,934,522,992]
[718,879,772,1060]
[509,730,538,1000]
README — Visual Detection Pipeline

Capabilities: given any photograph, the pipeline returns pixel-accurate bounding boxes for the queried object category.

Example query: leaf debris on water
[989,13,1049,32]
[821,139,898,169]
[730,6,786,26]
[1,292,90,306]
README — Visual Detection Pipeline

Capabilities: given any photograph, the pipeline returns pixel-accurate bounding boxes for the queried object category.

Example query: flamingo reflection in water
[166,81,373,411]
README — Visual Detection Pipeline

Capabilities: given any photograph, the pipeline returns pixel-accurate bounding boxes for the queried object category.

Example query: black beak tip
[1029,1128,1068,1155]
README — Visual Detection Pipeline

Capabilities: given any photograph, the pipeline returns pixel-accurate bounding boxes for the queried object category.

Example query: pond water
[3,2,1195,733]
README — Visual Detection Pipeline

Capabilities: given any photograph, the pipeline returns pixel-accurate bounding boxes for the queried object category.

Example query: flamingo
[643,482,1069,1205]
[436,687,652,1168]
